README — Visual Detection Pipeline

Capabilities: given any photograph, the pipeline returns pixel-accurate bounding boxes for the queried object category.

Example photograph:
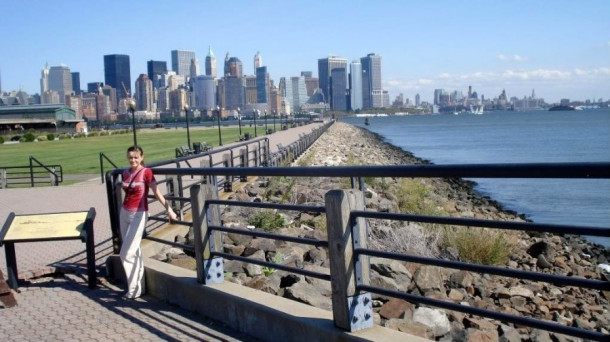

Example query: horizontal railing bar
[163,195,191,202]
[356,248,610,291]
[210,225,328,248]
[357,285,608,342]
[206,199,326,213]
[352,211,610,237]
[212,251,331,281]
[148,216,192,227]
[151,162,610,179]
[142,235,195,252]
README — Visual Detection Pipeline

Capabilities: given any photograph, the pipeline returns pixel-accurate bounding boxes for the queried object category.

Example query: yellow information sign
[3,212,88,241]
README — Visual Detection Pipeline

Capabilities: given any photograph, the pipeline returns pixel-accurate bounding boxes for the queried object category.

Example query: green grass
[0,126,260,175]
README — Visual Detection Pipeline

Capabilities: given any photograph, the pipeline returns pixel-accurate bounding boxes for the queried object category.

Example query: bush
[37,135,48,141]
[20,133,36,142]
[393,178,444,216]
[248,209,285,232]
[0,136,4,144]
[100,131,110,136]
[58,134,72,140]
[442,227,518,265]
[46,133,55,141]
[74,133,86,138]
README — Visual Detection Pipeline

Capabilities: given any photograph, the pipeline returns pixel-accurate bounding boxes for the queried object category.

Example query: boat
[364,117,370,126]
[469,105,484,115]
[549,105,575,111]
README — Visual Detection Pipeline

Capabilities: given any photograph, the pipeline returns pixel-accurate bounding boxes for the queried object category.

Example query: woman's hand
[167,207,178,222]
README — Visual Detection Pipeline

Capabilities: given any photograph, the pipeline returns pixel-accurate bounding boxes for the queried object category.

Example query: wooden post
[325,189,372,332]
[223,153,232,192]
[190,184,224,284]
[200,159,212,184]
[240,148,248,182]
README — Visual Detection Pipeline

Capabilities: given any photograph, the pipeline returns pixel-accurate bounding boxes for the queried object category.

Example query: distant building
[48,65,73,104]
[87,82,103,94]
[349,61,363,111]
[301,71,318,97]
[360,53,382,109]
[40,64,49,96]
[415,93,420,107]
[256,66,269,104]
[283,76,308,111]
[330,68,347,111]
[135,74,154,112]
[192,75,216,111]
[224,76,245,110]
[253,51,263,74]
[318,56,347,106]
[228,57,243,77]
[171,50,196,77]
[101,85,117,112]
[147,60,167,88]
[190,58,200,79]
[0,104,80,130]
[71,72,81,95]
[245,76,257,104]
[104,54,131,100]
[205,46,217,78]
[382,90,390,108]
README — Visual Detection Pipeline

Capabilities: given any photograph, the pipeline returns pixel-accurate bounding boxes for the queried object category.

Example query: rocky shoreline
[157,121,609,341]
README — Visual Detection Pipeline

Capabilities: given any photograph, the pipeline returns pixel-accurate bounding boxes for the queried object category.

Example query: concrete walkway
[0,122,324,341]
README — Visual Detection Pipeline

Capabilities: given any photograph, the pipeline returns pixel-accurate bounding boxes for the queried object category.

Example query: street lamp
[128,99,137,146]
[273,110,276,132]
[253,109,258,137]
[237,107,242,137]
[216,105,223,146]
[264,110,268,134]
[184,104,191,149]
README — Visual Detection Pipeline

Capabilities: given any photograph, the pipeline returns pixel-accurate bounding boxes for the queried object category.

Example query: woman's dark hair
[127,145,144,155]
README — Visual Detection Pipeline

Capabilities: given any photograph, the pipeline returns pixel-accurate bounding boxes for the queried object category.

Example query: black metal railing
[0,156,63,188]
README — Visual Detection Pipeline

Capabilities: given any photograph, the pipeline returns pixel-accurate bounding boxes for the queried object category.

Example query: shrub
[37,135,48,141]
[0,136,4,144]
[46,133,55,141]
[442,227,518,265]
[74,133,86,138]
[20,133,36,142]
[100,131,110,136]
[248,209,285,232]
[370,223,441,258]
[262,252,284,277]
[58,134,71,140]
[393,178,444,216]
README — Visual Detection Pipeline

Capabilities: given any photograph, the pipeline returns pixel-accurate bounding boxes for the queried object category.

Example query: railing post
[166,175,182,220]
[240,148,248,182]
[99,153,104,184]
[1,169,6,189]
[325,189,372,332]
[200,159,212,184]
[252,149,259,167]
[49,167,56,186]
[190,184,224,284]
[223,153,232,192]
[29,156,34,187]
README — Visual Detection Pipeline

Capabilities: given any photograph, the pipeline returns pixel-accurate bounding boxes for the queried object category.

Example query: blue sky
[1,0,609,103]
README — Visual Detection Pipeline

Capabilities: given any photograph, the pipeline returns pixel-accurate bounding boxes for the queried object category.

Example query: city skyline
[1,1,609,104]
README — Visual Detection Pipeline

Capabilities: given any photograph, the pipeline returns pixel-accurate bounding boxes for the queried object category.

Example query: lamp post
[253,109,258,137]
[184,104,191,149]
[216,105,223,146]
[128,99,137,146]
[237,107,242,137]
[264,109,268,134]
[273,110,276,132]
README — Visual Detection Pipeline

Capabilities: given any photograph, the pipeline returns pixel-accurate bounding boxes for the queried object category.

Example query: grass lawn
[0,125,260,175]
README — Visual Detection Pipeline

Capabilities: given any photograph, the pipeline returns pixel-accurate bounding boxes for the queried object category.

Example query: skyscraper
[225,76,245,110]
[171,50,196,77]
[40,63,49,95]
[192,75,216,111]
[360,53,382,109]
[205,46,217,78]
[48,65,73,103]
[190,58,200,79]
[317,56,347,106]
[253,51,262,73]
[331,68,347,111]
[147,60,167,88]
[227,57,243,77]
[283,76,308,110]
[350,61,363,111]
[415,93,420,107]
[71,72,81,95]
[104,54,131,100]
[256,66,269,103]
[135,74,154,111]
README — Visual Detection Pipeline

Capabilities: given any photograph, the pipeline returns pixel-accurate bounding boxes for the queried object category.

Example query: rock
[508,286,534,299]
[537,254,553,269]
[378,298,412,319]
[224,259,245,273]
[414,266,443,292]
[167,257,196,270]
[283,281,331,310]
[450,271,474,288]
[527,240,554,258]
[529,329,552,342]
[448,289,465,301]
[244,238,277,255]
[223,244,245,256]
[384,319,434,339]
[412,307,451,337]
[464,317,497,331]
[244,275,280,294]
[245,263,262,277]
[499,324,522,342]
[465,328,499,342]
[305,247,328,264]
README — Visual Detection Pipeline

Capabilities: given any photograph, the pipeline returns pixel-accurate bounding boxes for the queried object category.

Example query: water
[344,109,610,248]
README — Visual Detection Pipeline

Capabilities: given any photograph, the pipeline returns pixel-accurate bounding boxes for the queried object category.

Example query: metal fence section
[105,135,609,340]
[0,156,63,188]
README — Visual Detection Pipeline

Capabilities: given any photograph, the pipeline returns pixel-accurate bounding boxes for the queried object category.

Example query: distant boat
[365,117,370,126]
[469,105,484,115]
[549,105,576,111]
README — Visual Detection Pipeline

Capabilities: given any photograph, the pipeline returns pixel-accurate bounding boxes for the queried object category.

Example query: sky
[1,0,609,104]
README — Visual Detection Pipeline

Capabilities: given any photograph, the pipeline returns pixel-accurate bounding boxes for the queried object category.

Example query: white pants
[119,209,148,298]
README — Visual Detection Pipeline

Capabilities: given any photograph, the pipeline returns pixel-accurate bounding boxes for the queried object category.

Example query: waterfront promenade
[0,123,323,342]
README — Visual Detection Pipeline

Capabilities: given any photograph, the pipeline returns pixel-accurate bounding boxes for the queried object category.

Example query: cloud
[498,54,527,62]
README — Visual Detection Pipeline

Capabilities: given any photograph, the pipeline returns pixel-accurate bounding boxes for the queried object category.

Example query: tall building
[171,50,196,77]
[330,68,347,111]
[147,60,167,88]
[192,75,216,111]
[301,71,318,97]
[135,74,154,111]
[48,65,73,104]
[104,54,131,100]
[224,52,230,76]
[415,93,420,107]
[360,53,382,109]
[101,85,117,112]
[205,46,217,78]
[253,51,262,73]
[40,63,50,96]
[190,58,200,79]
[317,56,347,106]
[245,76,257,104]
[225,76,245,110]
[87,82,103,94]
[284,76,308,110]
[227,57,243,77]
[71,72,81,95]
[349,61,362,111]
[256,66,269,104]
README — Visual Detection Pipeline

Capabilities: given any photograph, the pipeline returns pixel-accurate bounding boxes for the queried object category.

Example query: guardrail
[0,156,63,188]
[105,161,610,341]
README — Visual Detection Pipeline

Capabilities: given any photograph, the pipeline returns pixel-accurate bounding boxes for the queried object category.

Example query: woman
[120,145,177,299]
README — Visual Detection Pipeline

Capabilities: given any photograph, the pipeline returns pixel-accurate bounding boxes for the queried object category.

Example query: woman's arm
[150,182,178,221]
